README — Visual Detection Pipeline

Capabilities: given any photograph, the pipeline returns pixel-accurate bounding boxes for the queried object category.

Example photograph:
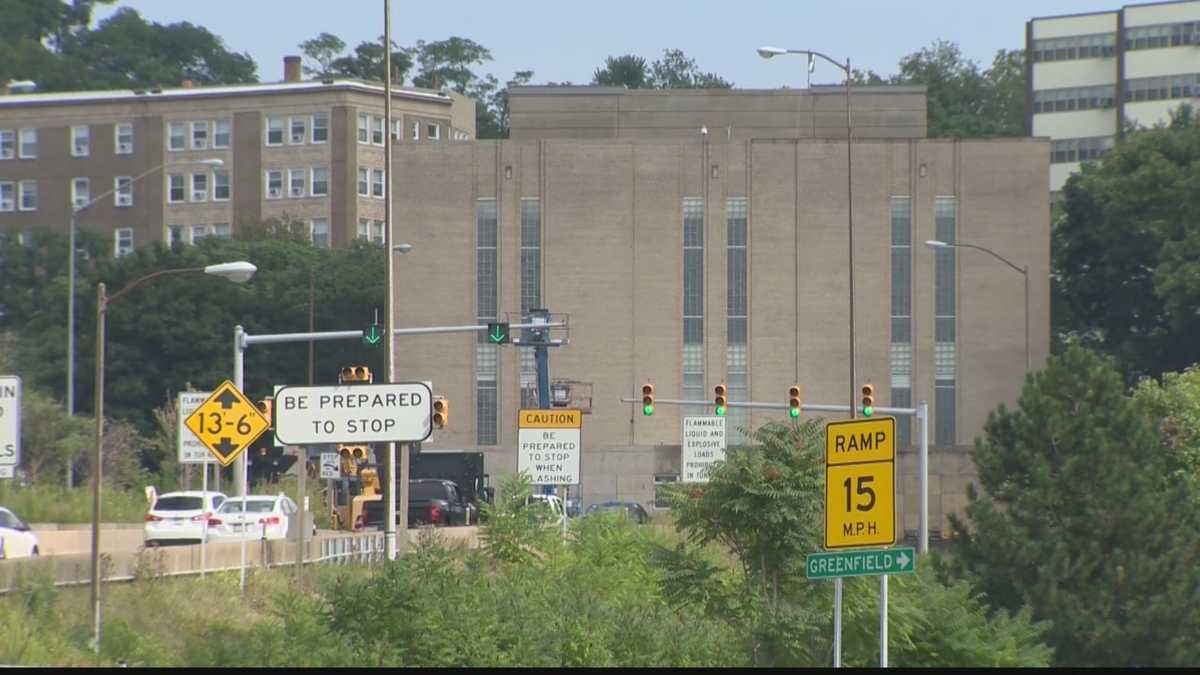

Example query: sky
[93,0,1111,87]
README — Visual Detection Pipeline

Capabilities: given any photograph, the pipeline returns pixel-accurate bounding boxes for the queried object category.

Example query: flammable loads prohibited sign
[183,380,270,467]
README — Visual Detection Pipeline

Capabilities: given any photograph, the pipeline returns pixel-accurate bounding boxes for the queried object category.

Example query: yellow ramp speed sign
[824,417,896,549]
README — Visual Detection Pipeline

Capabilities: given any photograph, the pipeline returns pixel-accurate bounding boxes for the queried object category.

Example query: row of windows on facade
[471,195,958,448]
[0,177,140,212]
[1033,74,1200,113]
[1031,20,1199,62]
[356,112,455,144]
[1051,136,1115,164]
[0,125,135,160]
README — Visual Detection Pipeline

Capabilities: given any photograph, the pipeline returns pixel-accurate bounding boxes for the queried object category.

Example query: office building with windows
[1026,0,1200,195]
[392,86,1050,539]
[0,56,474,256]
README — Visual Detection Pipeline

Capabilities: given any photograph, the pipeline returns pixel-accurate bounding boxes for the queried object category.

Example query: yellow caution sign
[518,409,582,429]
[824,417,896,549]
[183,380,270,467]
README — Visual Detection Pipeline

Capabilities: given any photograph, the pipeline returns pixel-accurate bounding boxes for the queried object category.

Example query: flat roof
[0,79,453,109]
[1029,0,1198,23]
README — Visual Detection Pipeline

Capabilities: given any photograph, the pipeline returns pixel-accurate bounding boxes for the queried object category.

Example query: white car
[0,506,39,558]
[143,491,227,546]
[208,494,307,542]
[524,494,567,526]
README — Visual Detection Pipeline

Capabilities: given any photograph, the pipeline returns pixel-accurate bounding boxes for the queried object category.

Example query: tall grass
[0,482,149,524]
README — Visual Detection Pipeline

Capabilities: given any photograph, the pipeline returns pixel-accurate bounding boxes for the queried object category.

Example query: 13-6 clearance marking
[824,417,896,549]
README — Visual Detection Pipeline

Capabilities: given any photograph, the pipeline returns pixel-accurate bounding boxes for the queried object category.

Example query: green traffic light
[789,407,800,418]
[863,406,874,417]
[643,404,654,416]
[715,405,726,417]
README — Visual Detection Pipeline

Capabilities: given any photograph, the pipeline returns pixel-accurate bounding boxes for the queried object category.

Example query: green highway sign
[362,323,382,345]
[805,547,915,580]
[488,322,510,344]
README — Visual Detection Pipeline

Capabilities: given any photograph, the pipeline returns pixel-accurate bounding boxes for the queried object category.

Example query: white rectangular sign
[319,452,340,479]
[0,466,13,479]
[518,428,580,485]
[682,416,726,483]
[178,391,215,464]
[274,382,433,444]
[1,375,22,470]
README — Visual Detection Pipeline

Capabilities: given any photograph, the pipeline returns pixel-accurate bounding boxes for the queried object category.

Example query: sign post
[0,376,21,480]
[682,416,726,483]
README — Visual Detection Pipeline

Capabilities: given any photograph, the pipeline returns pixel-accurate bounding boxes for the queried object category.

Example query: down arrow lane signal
[363,324,382,345]
[488,322,509,344]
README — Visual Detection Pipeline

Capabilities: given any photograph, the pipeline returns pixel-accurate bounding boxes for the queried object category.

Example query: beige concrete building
[1027,0,1200,195]
[0,56,475,254]
[392,120,1050,540]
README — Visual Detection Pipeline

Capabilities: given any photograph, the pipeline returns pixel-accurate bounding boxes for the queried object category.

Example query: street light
[67,158,225,421]
[91,259,255,655]
[925,239,1030,371]
[756,45,856,420]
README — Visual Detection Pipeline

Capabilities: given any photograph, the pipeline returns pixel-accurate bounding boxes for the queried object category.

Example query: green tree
[592,54,650,88]
[1053,107,1200,381]
[650,48,733,89]
[410,36,492,93]
[330,37,413,84]
[888,40,1021,137]
[944,346,1200,666]
[298,32,345,78]
[1133,364,1200,506]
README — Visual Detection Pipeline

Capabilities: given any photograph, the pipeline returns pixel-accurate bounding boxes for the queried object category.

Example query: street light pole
[90,260,255,656]
[924,240,1030,372]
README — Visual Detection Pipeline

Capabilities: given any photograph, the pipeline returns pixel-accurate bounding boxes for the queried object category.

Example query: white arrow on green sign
[805,547,916,580]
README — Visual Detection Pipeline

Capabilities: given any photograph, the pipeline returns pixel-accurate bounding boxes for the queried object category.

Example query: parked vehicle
[410,451,494,512]
[361,479,473,529]
[208,494,312,542]
[585,500,651,524]
[143,490,227,546]
[524,494,567,526]
[0,506,39,558]
[333,451,495,531]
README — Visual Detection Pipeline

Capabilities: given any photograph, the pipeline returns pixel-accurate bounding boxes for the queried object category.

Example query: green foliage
[1053,107,1200,380]
[477,472,557,564]
[1133,364,1200,502]
[0,480,148,523]
[889,40,1024,138]
[593,54,650,88]
[298,32,345,78]
[592,49,732,89]
[945,346,1200,665]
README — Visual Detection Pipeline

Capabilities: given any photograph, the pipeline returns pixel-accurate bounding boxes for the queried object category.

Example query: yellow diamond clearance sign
[183,380,269,467]
[824,416,896,549]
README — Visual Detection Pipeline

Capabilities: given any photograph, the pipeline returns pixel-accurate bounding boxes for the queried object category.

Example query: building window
[311,217,330,248]
[1124,73,1200,103]
[1051,136,1114,164]
[357,112,369,144]
[427,123,440,140]
[190,121,208,150]
[654,474,679,509]
[114,176,133,207]
[191,224,210,243]
[312,113,328,143]
[71,177,90,209]
[519,199,541,406]
[167,225,183,247]
[411,121,420,141]
[1032,84,1116,113]
[18,181,36,211]
[357,217,371,240]
[18,128,37,158]
[311,167,329,196]
[167,174,185,203]
[114,123,133,154]
[167,122,185,151]
[213,170,230,201]
[213,119,231,148]
[71,125,89,157]
[212,222,231,239]
[289,168,306,198]
[287,116,305,145]
[358,167,369,196]
[934,196,957,446]
[266,170,283,199]
[683,197,705,416]
[890,196,913,447]
[114,228,133,257]
[266,117,284,146]
[726,198,749,444]
[0,130,14,159]
[372,168,385,198]
[371,115,384,145]
[391,118,404,141]
[190,172,208,201]
[372,219,385,245]
[1126,22,1197,51]
[477,198,498,445]
[1031,32,1115,62]
[0,182,14,211]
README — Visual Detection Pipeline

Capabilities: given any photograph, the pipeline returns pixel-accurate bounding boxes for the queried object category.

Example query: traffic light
[338,365,373,384]
[255,398,273,428]
[338,444,370,475]
[861,384,875,417]
[432,396,450,428]
[788,385,802,418]
[714,383,728,417]
[641,383,655,416]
